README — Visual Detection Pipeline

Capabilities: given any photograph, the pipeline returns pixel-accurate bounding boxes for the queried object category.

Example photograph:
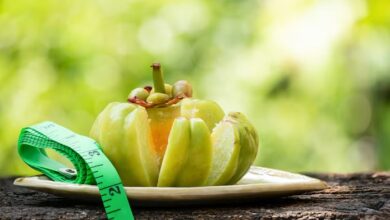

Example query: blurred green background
[0,0,389,176]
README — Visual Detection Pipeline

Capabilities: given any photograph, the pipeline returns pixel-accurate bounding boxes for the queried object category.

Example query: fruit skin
[90,102,159,186]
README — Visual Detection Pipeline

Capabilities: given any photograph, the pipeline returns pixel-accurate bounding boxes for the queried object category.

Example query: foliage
[0,0,389,175]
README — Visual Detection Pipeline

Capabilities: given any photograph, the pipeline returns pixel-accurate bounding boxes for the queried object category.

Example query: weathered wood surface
[1,172,389,219]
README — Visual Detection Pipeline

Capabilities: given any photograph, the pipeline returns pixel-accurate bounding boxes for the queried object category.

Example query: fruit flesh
[206,120,241,185]
[146,105,181,161]
[206,113,259,185]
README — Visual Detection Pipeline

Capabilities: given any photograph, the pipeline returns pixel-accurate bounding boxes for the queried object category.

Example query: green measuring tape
[17,121,134,220]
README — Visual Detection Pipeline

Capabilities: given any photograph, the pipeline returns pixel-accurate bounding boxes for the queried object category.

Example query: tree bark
[1,172,389,219]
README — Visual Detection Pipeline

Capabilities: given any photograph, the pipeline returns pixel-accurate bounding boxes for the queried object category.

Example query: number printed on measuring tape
[88,150,101,157]
[17,121,134,220]
[109,186,121,196]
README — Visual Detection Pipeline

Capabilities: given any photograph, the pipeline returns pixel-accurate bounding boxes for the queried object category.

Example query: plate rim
[14,166,328,201]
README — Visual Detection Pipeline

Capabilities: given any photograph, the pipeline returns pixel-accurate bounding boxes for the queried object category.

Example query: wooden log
[0,172,389,219]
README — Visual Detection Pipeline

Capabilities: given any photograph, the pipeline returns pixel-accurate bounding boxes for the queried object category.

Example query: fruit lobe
[90,102,159,186]
[226,112,259,184]
[206,118,240,185]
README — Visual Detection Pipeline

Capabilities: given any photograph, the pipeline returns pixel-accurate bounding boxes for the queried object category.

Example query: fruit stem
[151,63,166,93]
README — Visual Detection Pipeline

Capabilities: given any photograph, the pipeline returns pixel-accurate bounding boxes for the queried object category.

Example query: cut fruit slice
[206,119,241,186]
[175,118,212,186]
[206,113,259,186]
[157,117,190,187]
[90,103,159,186]
[158,118,213,187]
[225,112,259,185]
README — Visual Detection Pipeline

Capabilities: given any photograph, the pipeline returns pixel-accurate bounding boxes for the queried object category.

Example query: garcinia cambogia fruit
[90,63,259,187]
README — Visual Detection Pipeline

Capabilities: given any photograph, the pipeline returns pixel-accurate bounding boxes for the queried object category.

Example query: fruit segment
[174,118,212,186]
[206,119,241,185]
[226,112,259,185]
[206,112,259,186]
[158,117,212,187]
[90,103,159,186]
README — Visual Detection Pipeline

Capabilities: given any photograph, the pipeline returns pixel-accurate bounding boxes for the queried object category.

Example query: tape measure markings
[18,121,134,220]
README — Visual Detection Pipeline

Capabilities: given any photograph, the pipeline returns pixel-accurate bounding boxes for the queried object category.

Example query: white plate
[14,166,327,207]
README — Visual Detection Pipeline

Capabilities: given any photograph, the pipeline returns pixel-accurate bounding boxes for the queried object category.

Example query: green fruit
[90,63,259,187]
[90,103,159,186]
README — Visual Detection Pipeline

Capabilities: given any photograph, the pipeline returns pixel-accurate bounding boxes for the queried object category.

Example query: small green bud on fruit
[129,88,150,101]
[151,84,173,98]
[172,80,192,98]
[147,92,170,104]
[164,84,173,98]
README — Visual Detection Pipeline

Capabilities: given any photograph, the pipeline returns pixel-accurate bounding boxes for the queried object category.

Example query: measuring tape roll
[18,121,134,220]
